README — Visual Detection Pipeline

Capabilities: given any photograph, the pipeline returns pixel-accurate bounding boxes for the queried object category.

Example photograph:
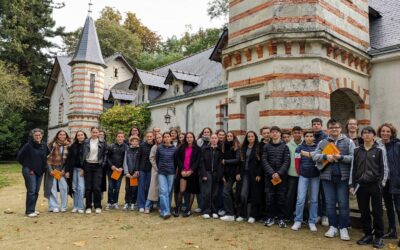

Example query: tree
[0,0,65,140]
[100,105,151,139]
[0,113,26,160]
[207,0,228,20]
[136,51,184,71]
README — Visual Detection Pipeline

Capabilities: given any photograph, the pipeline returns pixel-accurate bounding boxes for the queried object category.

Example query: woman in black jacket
[174,132,201,217]
[236,131,263,223]
[65,130,87,213]
[17,128,49,217]
[220,131,241,222]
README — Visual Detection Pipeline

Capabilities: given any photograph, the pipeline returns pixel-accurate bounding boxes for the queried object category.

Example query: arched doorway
[330,89,363,126]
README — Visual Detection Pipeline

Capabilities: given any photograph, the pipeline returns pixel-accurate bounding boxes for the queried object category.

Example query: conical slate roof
[70,16,106,67]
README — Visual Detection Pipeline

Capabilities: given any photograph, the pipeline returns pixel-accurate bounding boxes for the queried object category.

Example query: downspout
[185,100,195,132]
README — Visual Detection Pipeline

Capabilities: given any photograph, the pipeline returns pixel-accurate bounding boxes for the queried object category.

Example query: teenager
[259,126,271,222]
[65,130,87,214]
[200,134,223,219]
[129,126,142,140]
[156,132,177,219]
[174,132,201,217]
[123,136,140,211]
[106,131,127,210]
[286,126,303,222]
[259,126,271,148]
[137,132,154,212]
[195,127,213,213]
[220,131,241,222]
[178,132,186,147]
[216,129,227,216]
[346,118,363,146]
[82,127,107,214]
[313,119,355,241]
[378,123,400,242]
[145,133,163,213]
[312,117,328,227]
[45,130,71,213]
[152,127,161,136]
[350,126,387,249]
[17,128,49,217]
[282,131,292,144]
[98,129,108,201]
[262,126,290,228]
[291,131,319,232]
[236,131,263,223]
[170,128,179,147]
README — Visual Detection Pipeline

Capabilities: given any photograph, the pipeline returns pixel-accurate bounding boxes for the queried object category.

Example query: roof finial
[88,0,93,16]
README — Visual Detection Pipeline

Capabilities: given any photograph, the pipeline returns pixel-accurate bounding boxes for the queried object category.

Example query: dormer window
[174,85,180,95]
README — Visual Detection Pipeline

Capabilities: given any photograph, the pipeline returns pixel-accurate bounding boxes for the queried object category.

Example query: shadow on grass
[0,162,20,189]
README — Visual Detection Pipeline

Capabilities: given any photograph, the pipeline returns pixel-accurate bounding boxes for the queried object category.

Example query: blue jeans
[295,176,320,224]
[137,171,151,209]
[49,176,68,210]
[321,179,350,229]
[158,174,175,216]
[22,167,43,214]
[72,168,85,210]
[107,172,123,204]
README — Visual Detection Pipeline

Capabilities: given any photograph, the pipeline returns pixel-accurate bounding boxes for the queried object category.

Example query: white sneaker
[60,208,67,213]
[78,210,84,214]
[123,204,129,210]
[139,208,145,213]
[220,215,235,222]
[309,223,317,232]
[202,214,210,219]
[236,216,244,222]
[324,226,338,238]
[321,216,329,226]
[35,211,40,215]
[248,217,256,224]
[71,208,78,213]
[85,209,92,214]
[105,203,112,210]
[339,228,350,241]
[194,208,202,213]
[291,221,302,231]
[113,204,119,210]
[52,208,59,213]
[27,212,37,218]
[212,213,219,219]
[95,208,102,214]
[130,204,135,211]
[218,210,226,216]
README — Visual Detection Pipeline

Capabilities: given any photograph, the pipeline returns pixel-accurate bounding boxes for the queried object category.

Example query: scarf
[47,139,71,167]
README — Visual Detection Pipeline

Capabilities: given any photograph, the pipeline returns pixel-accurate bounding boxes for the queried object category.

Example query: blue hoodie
[295,142,319,178]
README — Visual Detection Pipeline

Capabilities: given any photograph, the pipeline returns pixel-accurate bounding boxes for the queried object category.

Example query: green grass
[0,162,21,189]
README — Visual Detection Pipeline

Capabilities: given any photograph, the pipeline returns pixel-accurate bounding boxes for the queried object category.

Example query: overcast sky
[52,0,226,40]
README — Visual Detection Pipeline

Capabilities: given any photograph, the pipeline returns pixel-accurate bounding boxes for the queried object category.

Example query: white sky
[52,0,226,40]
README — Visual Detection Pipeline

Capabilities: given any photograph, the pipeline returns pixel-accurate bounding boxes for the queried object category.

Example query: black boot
[356,235,373,245]
[383,228,397,239]
[172,207,180,217]
[372,237,384,249]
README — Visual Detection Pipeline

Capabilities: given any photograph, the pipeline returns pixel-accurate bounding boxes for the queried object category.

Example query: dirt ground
[0,169,398,250]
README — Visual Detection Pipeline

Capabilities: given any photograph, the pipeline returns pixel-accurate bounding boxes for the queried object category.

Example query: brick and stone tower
[68,15,107,136]
[224,0,371,134]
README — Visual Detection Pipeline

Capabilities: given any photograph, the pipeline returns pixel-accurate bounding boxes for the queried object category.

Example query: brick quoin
[255,45,264,58]
[216,113,224,118]
[268,91,330,99]
[72,66,103,72]
[259,109,331,117]
[228,113,246,120]
[231,130,247,136]
[244,48,252,62]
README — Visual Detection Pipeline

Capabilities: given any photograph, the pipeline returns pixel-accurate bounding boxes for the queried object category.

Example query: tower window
[58,102,64,125]
[114,68,118,78]
[90,74,95,93]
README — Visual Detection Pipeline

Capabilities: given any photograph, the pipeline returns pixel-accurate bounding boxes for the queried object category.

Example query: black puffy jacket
[262,140,290,179]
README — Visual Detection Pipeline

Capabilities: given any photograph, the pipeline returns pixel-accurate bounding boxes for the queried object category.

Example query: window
[89,74,95,93]
[141,86,145,103]
[114,68,118,78]
[58,100,64,125]
[174,85,180,95]
[222,105,229,131]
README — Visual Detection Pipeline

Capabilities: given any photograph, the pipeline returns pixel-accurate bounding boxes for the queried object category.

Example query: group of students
[16,117,400,249]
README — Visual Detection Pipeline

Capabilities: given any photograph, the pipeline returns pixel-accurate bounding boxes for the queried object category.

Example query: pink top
[183,146,193,171]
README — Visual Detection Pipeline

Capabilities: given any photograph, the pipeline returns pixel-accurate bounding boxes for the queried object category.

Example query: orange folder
[130,177,138,187]
[271,176,282,186]
[321,142,341,167]
[111,170,122,180]
[52,170,62,180]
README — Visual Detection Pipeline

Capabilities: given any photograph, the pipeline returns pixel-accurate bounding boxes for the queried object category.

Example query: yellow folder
[321,142,341,167]
[111,170,122,180]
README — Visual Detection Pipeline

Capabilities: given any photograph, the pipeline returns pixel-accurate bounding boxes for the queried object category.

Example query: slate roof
[132,70,167,89]
[164,69,200,85]
[104,79,136,101]
[104,53,135,73]
[369,0,400,53]
[150,48,224,102]
[70,16,106,67]
[57,56,72,86]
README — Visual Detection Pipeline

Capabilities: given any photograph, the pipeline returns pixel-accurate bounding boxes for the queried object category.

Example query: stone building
[46,1,400,137]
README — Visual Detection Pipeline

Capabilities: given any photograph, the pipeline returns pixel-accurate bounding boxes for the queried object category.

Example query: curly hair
[377,122,397,139]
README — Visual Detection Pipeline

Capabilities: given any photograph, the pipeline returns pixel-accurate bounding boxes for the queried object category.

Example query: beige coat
[147,144,159,201]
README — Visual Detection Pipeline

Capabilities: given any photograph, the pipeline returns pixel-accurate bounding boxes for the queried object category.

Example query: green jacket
[287,139,303,177]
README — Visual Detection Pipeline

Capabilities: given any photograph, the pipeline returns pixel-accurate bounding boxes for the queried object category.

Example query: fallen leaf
[107,235,117,240]
[16,228,20,232]
[193,246,199,249]
[185,241,194,245]
[92,235,100,238]
[4,209,15,214]
[73,241,86,247]
[49,222,54,224]
[214,238,219,241]
[163,246,168,249]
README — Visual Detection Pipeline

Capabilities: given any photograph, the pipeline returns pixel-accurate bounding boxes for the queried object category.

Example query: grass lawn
[0,162,20,189]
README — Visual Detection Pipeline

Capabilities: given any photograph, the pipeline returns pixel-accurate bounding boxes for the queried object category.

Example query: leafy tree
[0,61,34,118]
[99,6,122,23]
[136,51,183,71]
[207,0,229,20]
[100,104,151,139]
[0,113,26,160]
